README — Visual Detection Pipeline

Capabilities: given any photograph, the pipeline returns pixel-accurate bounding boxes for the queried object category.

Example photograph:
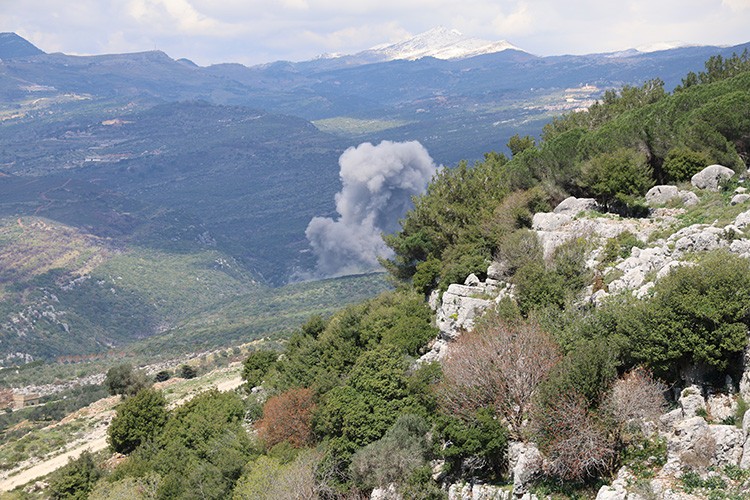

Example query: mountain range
[1,29,749,362]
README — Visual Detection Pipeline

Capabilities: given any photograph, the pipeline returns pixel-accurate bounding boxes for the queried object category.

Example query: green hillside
[0,216,388,364]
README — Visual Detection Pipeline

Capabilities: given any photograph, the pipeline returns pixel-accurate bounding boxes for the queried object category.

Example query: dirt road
[0,373,244,492]
[0,432,108,491]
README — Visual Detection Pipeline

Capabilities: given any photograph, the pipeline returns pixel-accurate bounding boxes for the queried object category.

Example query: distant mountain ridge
[0,32,44,59]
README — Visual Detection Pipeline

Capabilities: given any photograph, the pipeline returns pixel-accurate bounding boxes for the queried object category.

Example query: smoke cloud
[306,140,437,277]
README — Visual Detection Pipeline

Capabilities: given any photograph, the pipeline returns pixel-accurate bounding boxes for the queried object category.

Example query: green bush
[514,261,566,316]
[177,364,197,379]
[314,345,425,453]
[623,251,750,378]
[242,350,278,388]
[350,414,430,490]
[434,409,508,480]
[495,229,543,276]
[662,146,712,181]
[48,450,101,500]
[600,231,644,264]
[578,149,654,211]
[105,363,151,397]
[537,340,619,410]
[108,388,168,454]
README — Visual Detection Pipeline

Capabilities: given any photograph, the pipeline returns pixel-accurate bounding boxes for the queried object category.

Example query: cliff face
[423,165,750,498]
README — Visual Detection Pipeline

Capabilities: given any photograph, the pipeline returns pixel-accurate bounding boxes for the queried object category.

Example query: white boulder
[553,196,598,216]
[646,185,680,206]
[691,164,735,191]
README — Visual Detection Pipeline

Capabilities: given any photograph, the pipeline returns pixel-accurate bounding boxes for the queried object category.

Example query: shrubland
[37,53,750,499]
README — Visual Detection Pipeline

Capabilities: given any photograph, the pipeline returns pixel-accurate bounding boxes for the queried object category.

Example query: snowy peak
[361,27,523,61]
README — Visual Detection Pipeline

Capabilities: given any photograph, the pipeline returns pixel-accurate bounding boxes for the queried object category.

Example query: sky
[1,0,750,67]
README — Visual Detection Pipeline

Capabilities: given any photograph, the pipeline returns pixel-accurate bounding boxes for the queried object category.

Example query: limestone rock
[371,484,402,500]
[691,164,735,191]
[732,194,750,205]
[415,338,448,365]
[448,483,513,500]
[532,212,571,232]
[428,289,441,311]
[435,283,494,338]
[509,441,542,496]
[553,196,598,216]
[431,459,447,482]
[735,209,750,229]
[660,408,684,431]
[646,185,679,206]
[706,393,736,423]
[679,386,706,418]
[664,416,711,473]
[487,261,506,281]
[464,273,481,286]
[740,410,750,469]
[670,225,723,254]
[709,424,744,466]
[595,468,638,500]
[679,190,699,206]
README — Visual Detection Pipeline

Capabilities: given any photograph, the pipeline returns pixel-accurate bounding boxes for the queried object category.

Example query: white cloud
[722,0,750,12]
[126,0,244,36]
[492,2,534,37]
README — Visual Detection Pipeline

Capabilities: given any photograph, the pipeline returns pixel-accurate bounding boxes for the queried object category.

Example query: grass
[0,420,88,471]
[312,117,413,136]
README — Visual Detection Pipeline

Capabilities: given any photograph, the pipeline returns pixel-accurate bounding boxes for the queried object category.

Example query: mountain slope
[0,32,44,59]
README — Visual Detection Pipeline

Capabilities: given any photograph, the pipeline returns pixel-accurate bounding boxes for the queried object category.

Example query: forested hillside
[9,52,750,500]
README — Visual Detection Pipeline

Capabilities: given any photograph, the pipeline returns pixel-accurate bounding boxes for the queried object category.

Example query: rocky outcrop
[433,274,513,340]
[419,271,513,364]
[509,442,542,496]
[691,164,735,191]
[740,411,750,469]
[591,207,750,303]
[370,484,402,500]
[448,483,536,500]
[595,468,638,500]
[646,186,699,207]
[553,196,598,216]
[423,189,750,498]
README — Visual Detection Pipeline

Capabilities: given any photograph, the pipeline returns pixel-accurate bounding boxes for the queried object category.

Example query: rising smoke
[306,140,438,277]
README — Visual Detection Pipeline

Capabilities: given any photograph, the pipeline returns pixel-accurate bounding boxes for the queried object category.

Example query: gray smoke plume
[306,140,437,277]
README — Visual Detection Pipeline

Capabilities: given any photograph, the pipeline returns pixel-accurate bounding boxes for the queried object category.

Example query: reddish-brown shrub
[533,391,615,482]
[438,315,561,438]
[256,387,316,448]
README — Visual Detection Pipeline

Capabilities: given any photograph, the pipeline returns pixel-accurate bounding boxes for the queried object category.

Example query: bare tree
[605,367,668,432]
[438,314,561,439]
[534,392,615,482]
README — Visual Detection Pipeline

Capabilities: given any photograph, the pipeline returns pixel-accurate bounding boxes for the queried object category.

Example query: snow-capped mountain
[346,27,522,62]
